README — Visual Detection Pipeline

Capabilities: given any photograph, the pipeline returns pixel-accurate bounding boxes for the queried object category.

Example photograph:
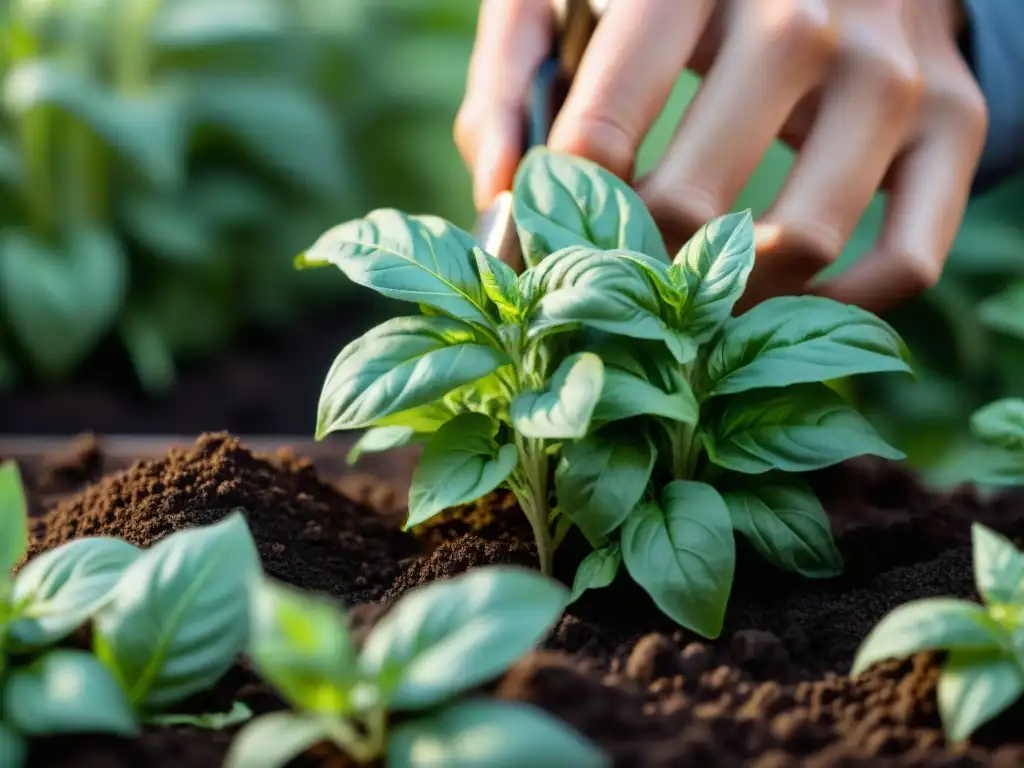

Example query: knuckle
[768,0,837,61]
[550,110,638,179]
[453,104,478,158]
[860,46,924,109]
[895,248,942,293]
[773,218,844,267]
[639,180,727,243]
[926,75,989,144]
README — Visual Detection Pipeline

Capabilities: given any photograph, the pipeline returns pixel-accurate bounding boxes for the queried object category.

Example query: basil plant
[853,523,1024,743]
[0,461,261,765]
[307,147,913,638]
[226,566,609,768]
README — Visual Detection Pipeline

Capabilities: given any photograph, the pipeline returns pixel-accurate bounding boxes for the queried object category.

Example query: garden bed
[8,432,1023,767]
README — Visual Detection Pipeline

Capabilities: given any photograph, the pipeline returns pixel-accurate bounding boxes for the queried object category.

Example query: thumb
[455,0,554,211]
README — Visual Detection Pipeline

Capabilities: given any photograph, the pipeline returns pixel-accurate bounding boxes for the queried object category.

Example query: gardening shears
[473,0,602,273]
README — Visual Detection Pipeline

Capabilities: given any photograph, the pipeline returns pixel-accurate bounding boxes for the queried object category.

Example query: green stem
[116,0,160,95]
[20,108,54,237]
[330,709,387,764]
[513,433,554,575]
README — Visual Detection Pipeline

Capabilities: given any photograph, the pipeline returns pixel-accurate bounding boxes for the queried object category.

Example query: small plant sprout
[304,147,913,637]
[852,523,1024,743]
[0,460,262,764]
[226,566,609,768]
[966,398,1024,485]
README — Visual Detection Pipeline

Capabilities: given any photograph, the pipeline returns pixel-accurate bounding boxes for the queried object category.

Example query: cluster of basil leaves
[0,461,259,765]
[226,566,609,767]
[307,146,914,638]
[853,523,1024,743]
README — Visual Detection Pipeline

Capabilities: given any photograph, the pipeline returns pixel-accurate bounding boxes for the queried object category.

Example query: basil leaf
[511,353,604,439]
[146,701,252,730]
[705,296,913,397]
[388,698,610,768]
[722,476,842,578]
[224,712,333,768]
[938,649,1024,743]
[511,146,668,268]
[556,432,655,541]
[347,426,418,465]
[526,248,693,363]
[9,537,141,649]
[0,461,27,574]
[971,524,1024,604]
[248,578,356,715]
[4,650,138,737]
[359,566,567,711]
[407,413,518,529]
[569,543,622,604]
[703,384,904,474]
[474,247,520,322]
[0,721,26,768]
[94,512,260,710]
[674,211,756,342]
[317,316,508,436]
[971,398,1024,451]
[299,209,493,327]
[851,598,1002,676]
[593,366,698,425]
[620,481,735,638]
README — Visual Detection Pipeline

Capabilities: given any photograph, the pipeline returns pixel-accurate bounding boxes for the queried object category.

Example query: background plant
[0,460,261,764]
[226,566,608,768]
[852,523,1024,743]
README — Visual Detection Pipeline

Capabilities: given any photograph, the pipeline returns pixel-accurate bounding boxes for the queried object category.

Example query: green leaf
[593,365,698,425]
[525,248,693,363]
[722,476,842,578]
[300,209,493,326]
[153,0,290,48]
[511,353,604,439]
[388,698,610,768]
[0,228,129,380]
[359,566,567,711]
[620,481,735,638]
[94,512,261,710]
[674,211,756,342]
[9,538,141,649]
[247,578,356,714]
[0,461,27,574]
[703,384,904,474]
[317,316,508,437]
[555,432,655,541]
[851,599,1002,676]
[347,427,419,464]
[474,247,520,321]
[705,296,913,397]
[0,721,26,768]
[971,524,1024,604]
[188,75,349,200]
[146,701,253,730]
[4,59,185,188]
[970,399,1024,451]
[569,543,622,604]
[938,649,1024,743]
[407,414,518,529]
[978,281,1024,341]
[4,650,139,737]
[512,147,668,268]
[223,712,333,768]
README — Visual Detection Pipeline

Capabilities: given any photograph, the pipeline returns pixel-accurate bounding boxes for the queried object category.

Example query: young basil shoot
[0,462,262,764]
[964,398,1024,485]
[305,147,913,637]
[852,523,1024,743]
[225,566,609,768]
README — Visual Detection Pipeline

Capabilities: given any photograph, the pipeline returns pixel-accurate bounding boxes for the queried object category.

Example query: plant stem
[331,709,387,765]
[512,433,554,575]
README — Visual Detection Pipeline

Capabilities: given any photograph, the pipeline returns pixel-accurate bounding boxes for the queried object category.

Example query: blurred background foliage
[0,0,1021,478]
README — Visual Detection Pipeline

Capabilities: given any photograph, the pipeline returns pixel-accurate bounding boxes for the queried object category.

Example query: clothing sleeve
[961,0,1024,193]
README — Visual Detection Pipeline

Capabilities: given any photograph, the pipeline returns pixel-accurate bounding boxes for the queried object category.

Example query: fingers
[639,0,838,250]
[813,9,989,314]
[547,0,715,181]
[455,0,554,210]
[741,13,925,308]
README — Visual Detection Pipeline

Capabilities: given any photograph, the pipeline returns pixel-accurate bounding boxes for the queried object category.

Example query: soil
[11,435,1024,767]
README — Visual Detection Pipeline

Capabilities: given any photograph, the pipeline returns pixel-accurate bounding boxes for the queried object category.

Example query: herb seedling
[225,566,609,768]
[964,398,1024,485]
[852,523,1024,743]
[0,461,262,764]
[305,147,913,637]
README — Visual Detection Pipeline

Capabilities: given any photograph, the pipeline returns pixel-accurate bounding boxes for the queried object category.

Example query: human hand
[455,0,988,313]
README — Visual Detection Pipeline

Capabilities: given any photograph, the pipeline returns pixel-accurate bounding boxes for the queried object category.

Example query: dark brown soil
[12,437,1024,767]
